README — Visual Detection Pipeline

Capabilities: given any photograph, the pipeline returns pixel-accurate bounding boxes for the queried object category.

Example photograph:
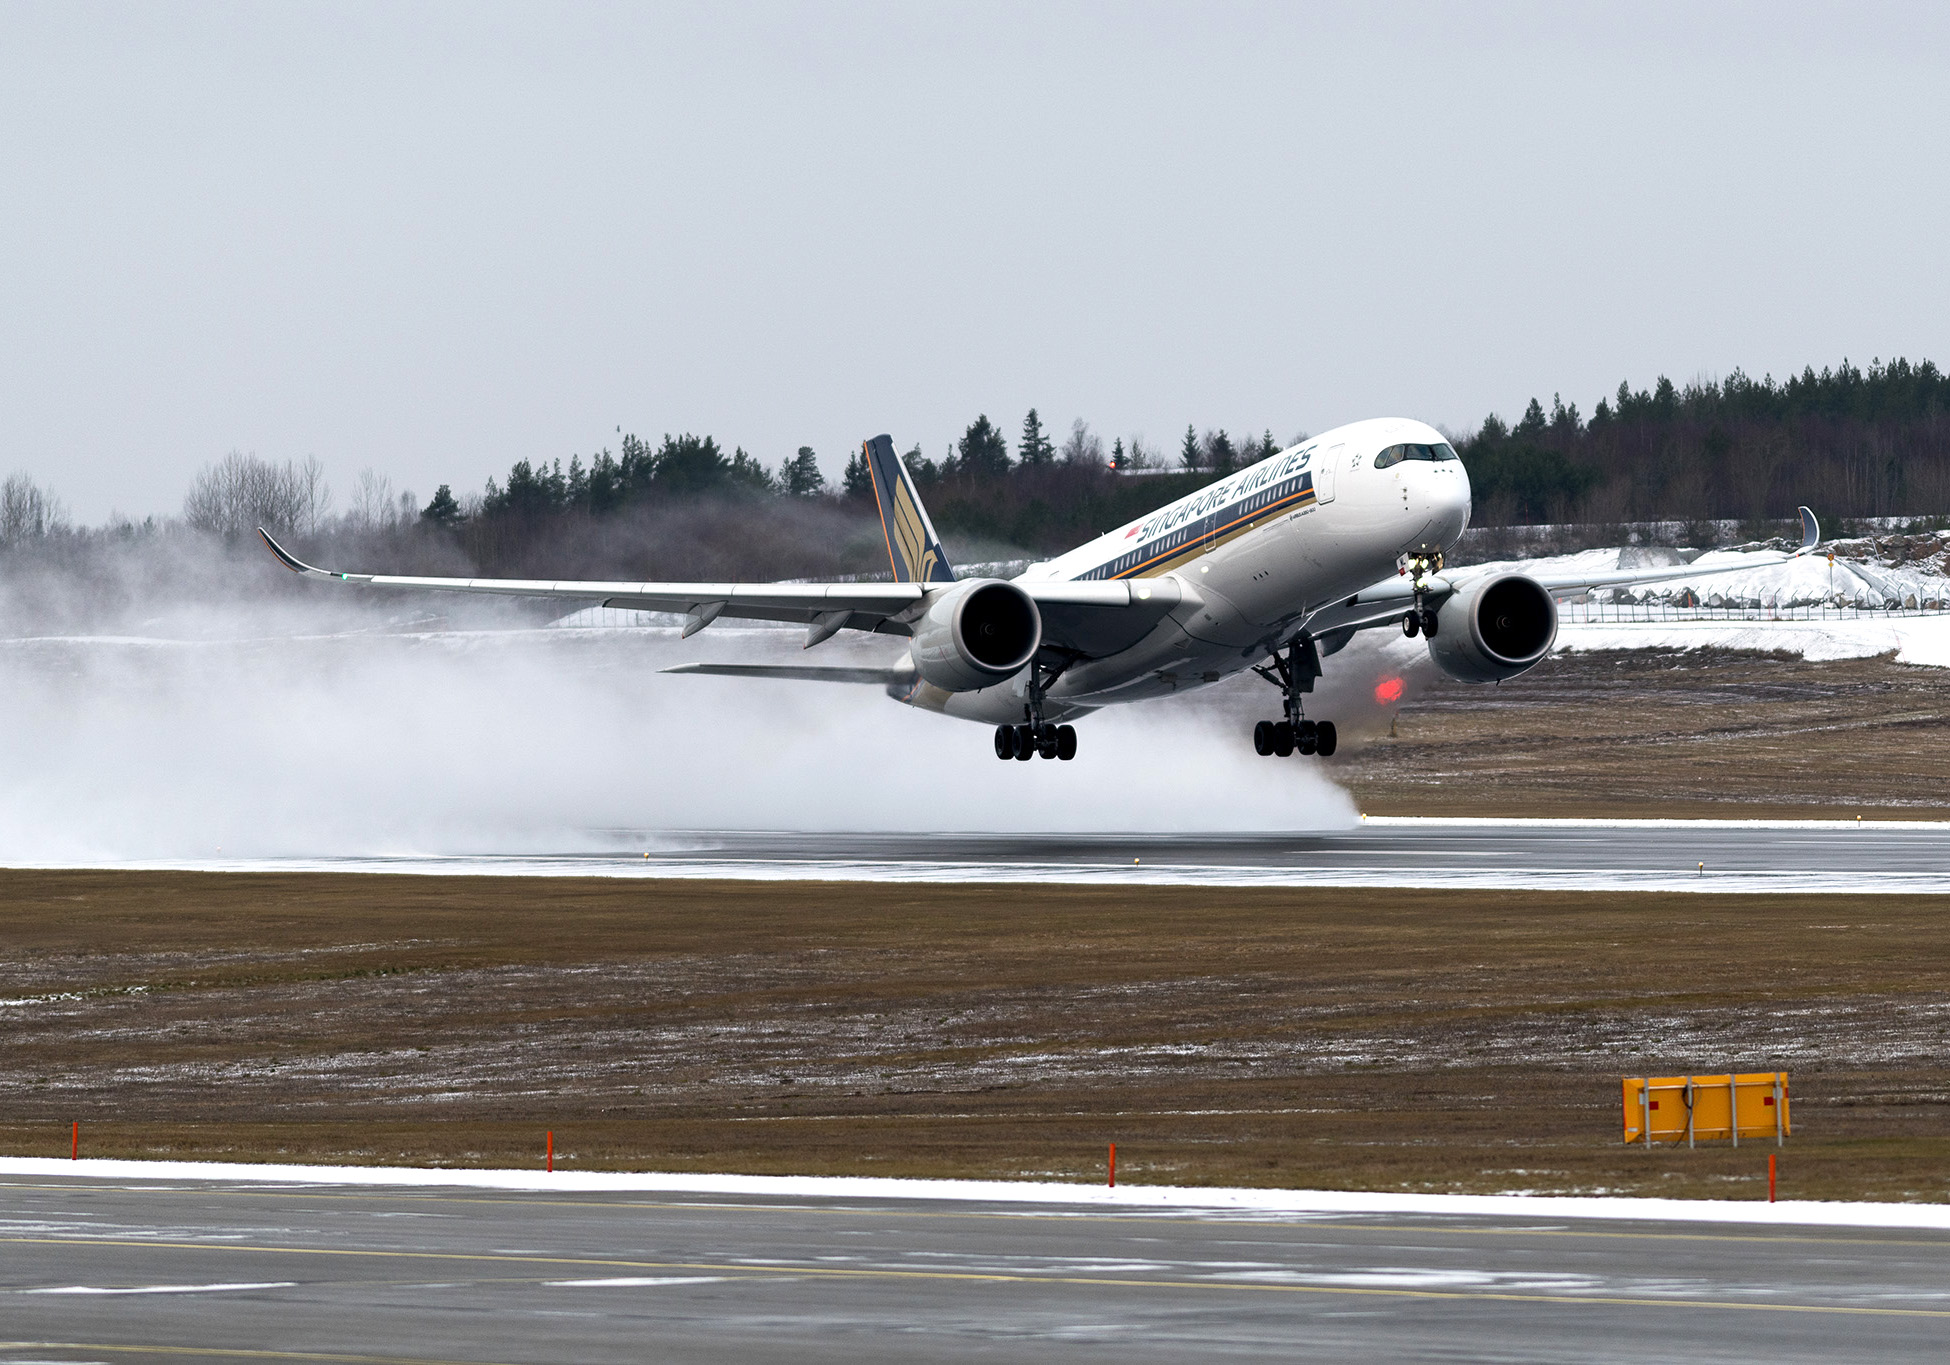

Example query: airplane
[258,418,1820,762]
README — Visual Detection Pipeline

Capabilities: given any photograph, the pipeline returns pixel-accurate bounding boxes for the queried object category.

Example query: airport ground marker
[546,1131,553,1173]
[70,1122,76,1161]
[1108,1143,1116,1187]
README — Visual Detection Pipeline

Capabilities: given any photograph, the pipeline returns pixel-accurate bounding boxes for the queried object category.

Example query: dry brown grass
[5,871,1949,1201]
[1338,649,1950,818]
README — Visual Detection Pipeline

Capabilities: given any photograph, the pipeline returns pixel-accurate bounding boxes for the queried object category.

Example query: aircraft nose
[1430,468,1471,541]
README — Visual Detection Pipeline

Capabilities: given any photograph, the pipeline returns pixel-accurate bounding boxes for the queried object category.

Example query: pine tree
[1018,409,1055,467]
[782,446,825,496]
[1180,425,1203,471]
[957,415,1011,480]
[420,484,463,528]
[842,448,872,499]
[1208,429,1238,476]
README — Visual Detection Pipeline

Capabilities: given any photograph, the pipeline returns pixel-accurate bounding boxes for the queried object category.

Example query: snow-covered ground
[4,1157,1944,1229]
[1459,538,1950,667]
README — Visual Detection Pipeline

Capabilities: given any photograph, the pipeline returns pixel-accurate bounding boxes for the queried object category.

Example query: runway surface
[4,1173,1949,1364]
[53,817,1950,892]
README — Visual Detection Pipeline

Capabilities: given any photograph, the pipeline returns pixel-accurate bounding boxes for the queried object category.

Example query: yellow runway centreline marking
[5,1235,1950,1319]
[9,1180,1950,1251]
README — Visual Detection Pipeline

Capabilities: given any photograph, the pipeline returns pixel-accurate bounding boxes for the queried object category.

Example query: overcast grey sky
[4,2,1947,522]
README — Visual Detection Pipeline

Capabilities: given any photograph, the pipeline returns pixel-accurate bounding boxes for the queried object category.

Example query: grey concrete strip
[3,1176,1949,1363]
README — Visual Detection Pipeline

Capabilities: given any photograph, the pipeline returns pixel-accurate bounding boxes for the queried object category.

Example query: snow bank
[5,1157,1945,1230]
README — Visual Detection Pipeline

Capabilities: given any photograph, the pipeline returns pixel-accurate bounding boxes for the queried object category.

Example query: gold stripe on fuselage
[1111,486,1316,580]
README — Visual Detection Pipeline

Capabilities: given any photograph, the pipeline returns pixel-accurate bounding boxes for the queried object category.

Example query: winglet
[1793,506,1821,557]
[257,527,368,582]
[861,435,956,584]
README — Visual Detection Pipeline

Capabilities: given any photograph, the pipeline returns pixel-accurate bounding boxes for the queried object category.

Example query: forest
[3,358,1947,598]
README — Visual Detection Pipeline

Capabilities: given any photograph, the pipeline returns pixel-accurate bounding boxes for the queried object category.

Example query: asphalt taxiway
[4,1174,1949,1363]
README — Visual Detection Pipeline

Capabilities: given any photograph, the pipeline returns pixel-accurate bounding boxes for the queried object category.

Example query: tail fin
[862,434,956,583]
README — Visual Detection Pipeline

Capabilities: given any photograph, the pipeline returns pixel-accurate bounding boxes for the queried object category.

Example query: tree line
[1458,357,1950,530]
[5,357,1948,574]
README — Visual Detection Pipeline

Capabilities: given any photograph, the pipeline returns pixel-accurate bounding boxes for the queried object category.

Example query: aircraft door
[1314,444,1342,503]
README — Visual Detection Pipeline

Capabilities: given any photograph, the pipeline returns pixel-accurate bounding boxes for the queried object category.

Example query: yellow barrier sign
[1623,1072,1789,1147]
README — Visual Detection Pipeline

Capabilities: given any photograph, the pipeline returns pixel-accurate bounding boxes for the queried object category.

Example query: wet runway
[4,1174,1948,1363]
[90,817,1950,892]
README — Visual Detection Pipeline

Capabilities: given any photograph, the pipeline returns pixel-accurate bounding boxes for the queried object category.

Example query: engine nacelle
[910,579,1042,692]
[1427,572,1557,683]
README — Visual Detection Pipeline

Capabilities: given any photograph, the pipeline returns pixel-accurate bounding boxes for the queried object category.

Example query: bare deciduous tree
[1060,419,1106,469]
[183,453,332,539]
[0,473,67,544]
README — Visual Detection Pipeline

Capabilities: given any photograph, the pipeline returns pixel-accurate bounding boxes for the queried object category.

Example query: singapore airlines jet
[260,419,1819,761]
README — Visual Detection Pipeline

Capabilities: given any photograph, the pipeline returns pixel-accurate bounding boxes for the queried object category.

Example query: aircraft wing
[260,529,1191,654]
[259,528,929,636]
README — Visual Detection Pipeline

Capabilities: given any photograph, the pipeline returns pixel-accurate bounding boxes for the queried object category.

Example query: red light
[1374,677,1404,704]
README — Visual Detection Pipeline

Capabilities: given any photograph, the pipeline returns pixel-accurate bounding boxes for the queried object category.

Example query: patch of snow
[7,1157,1949,1231]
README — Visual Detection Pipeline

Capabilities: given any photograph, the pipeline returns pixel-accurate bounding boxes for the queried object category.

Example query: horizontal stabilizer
[661,662,913,686]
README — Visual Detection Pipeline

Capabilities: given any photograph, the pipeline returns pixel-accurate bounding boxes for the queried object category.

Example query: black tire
[1272,721,1294,757]
[1297,720,1318,756]
[1423,610,1439,638]
[1036,725,1059,759]
[1402,612,1419,638]
[1056,724,1077,760]
[1253,720,1273,756]
[994,725,1016,760]
[1315,720,1338,757]
[1014,724,1035,760]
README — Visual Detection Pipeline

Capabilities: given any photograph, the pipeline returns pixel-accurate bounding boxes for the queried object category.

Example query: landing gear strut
[1401,548,1444,637]
[993,658,1077,761]
[1251,634,1337,759]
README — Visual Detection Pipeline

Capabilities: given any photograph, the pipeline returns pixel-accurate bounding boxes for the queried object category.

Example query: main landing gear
[995,722,1077,761]
[1251,633,1337,759]
[993,656,1077,760]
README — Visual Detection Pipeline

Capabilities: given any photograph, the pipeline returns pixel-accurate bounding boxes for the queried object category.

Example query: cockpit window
[1373,441,1460,469]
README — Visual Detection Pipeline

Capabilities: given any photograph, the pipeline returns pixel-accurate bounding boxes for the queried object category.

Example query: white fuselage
[897,418,1472,724]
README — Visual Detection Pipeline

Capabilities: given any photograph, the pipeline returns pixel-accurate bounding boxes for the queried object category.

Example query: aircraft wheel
[1296,720,1318,756]
[1402,612,1419,638]
[1272,722,1295,757]
[1014,725,1035,760]
[1315,720,1338,757]
[1036,725,1059,759]
[1253,720,1274,755]
[1422,610,1439,637]
[1055,725,1077,760]
[994,725,1016,760]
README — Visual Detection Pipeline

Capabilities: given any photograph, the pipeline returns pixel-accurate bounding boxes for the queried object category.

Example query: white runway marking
[24,1282,294,1295]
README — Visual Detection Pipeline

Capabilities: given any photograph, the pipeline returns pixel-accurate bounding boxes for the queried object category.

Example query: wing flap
[661,663,912,685]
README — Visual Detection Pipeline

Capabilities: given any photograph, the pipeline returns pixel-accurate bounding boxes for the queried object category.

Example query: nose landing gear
[1250,634,1338,759]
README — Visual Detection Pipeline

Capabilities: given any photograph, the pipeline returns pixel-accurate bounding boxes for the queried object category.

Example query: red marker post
[1769,1153,1777,1203]
[71,1122,77,1161]
[1108,1143,1116,1188]
[547,1131,554,1173]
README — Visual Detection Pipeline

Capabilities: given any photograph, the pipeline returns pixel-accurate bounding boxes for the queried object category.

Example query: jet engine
[1426,572,1557,683]
[910,579,1042,692]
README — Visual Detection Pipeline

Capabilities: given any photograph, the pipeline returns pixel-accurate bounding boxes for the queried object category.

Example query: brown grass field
[5,869,1949,1202]
[1339,649,1950,819]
